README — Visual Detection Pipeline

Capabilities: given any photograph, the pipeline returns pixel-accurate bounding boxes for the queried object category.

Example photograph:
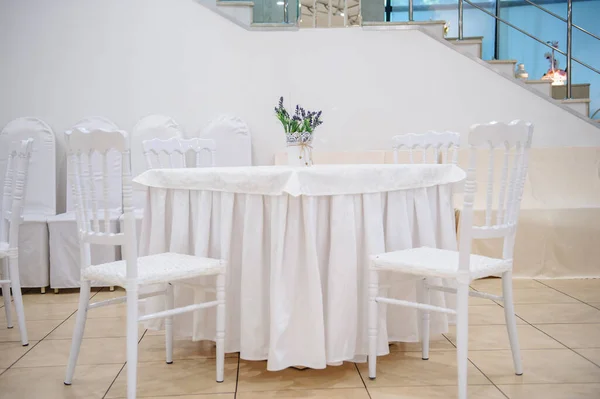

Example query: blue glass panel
[500,0,599,113]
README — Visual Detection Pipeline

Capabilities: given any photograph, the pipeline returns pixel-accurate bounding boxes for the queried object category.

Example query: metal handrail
[458,0,600,99]
[520,0,600,42]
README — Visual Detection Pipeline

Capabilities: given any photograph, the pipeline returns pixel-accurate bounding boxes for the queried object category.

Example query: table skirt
[139,185,457,371]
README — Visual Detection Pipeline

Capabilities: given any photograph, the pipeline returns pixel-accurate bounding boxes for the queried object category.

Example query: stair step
[362,20,446,40]
[216,0,254,26]
[250,22,299,30]
[551,83,591,100]
[561,98,590,117]
[216,1,253,6]
[525,80,553,97]
[446,37,483,59]
[487,59,517,76]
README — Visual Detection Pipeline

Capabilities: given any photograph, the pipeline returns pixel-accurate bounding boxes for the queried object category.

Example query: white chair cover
[198,115,252,166]
[48,117,122,289]
[0,117,56,287]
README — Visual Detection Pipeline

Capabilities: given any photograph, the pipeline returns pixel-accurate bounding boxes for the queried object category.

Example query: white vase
[286,143,313,167]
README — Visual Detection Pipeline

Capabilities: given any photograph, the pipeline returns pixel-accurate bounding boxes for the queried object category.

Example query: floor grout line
[234,351,241,398]
[534,280,599,307]
[102,329,147,399]
[354,362,372,399]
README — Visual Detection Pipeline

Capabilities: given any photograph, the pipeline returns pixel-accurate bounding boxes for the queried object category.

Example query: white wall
[1,0,599,211]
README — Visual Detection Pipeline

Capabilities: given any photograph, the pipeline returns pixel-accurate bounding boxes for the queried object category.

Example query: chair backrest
[66,117,122,214]
[65,128,138,276]
[142,137,216,169]
[458,120,534,273]
[0,117,56,216]
[1,139,34,248]
[392,131,460,164]
[131,115,184,209]
[198,115,252,166]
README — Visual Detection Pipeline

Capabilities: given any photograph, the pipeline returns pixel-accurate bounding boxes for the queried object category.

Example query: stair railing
[307,0,358,27]
[458,0,600,99]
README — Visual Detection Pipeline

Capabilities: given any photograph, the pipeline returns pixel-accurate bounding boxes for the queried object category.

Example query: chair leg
[456,282,469,399]
[126,286,139,399]
[2,258,12,329]
[215,273,226,383]
[502,271,523,375]
[417,278,430,360]
[64,280,91,385]
[368,268,379,380]
[165,284,174,365]
[9,255,28,346]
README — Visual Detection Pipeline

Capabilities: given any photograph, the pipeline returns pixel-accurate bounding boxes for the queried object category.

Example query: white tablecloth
[135,164,465,371]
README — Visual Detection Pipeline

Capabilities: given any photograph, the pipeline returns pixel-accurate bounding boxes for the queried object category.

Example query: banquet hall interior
[1,0,600,398]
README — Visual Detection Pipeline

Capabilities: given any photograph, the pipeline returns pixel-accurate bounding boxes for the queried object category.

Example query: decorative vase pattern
[286,142,313,167]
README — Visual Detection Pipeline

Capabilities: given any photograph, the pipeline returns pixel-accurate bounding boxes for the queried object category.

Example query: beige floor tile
[468,305,526,325]
[357,351,490,387]
[503,288,579,304]
[498,383,600,399]
[87,302,127,318]
[105,358,237,398]
[138,336,237,363]
[3,301,78,320]
[112,396,234,399]
[471,278,545,293]
[574,349,600,366]
[237,388,370,398]
[22,290,84,304]
[535,324,600,349]
[469,349,600,384]
[0,319,63,342]
[541,279,600,302]
[0,364,122,398]
[369,385,506,399]
[93,288,126,299]
[14,337,126,367]
[389,335,455,353]
[48,316,145,340]
[237,361,363,392]
[589,303,600,310]
[515,304,600,324]
[445,324,564,350]
[110,396,234,399]
[0,341,37,368]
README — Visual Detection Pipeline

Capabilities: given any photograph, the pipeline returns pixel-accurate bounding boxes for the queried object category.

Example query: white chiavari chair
[0,138,34,346]
[370,121,533,399]
[143,137,216,169]
[392,131,460,165]
[63,128,226,399]
[0,117,56,293]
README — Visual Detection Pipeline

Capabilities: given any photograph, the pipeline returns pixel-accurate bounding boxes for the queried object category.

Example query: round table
[134,164,465,371]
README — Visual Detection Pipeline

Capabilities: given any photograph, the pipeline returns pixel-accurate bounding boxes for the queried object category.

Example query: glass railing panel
[217,0,299,24]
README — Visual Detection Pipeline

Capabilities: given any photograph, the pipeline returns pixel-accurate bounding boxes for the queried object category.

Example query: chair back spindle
[142,137,216,169]
[1,139,34,248]
[392,131,460,165]
[66,128,134,273]
[458,120,533,274]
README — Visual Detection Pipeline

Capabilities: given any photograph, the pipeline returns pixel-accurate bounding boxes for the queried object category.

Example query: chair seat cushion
[82,252,225,287]
[371,247,511,280]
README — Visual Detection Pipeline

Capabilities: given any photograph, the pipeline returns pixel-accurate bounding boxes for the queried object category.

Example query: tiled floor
[1,278,600,398]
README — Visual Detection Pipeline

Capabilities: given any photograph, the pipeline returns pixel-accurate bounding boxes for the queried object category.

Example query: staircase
[200,0,599,126]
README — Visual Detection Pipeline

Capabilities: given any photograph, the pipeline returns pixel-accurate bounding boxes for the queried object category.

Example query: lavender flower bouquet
[274,96,323,145]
